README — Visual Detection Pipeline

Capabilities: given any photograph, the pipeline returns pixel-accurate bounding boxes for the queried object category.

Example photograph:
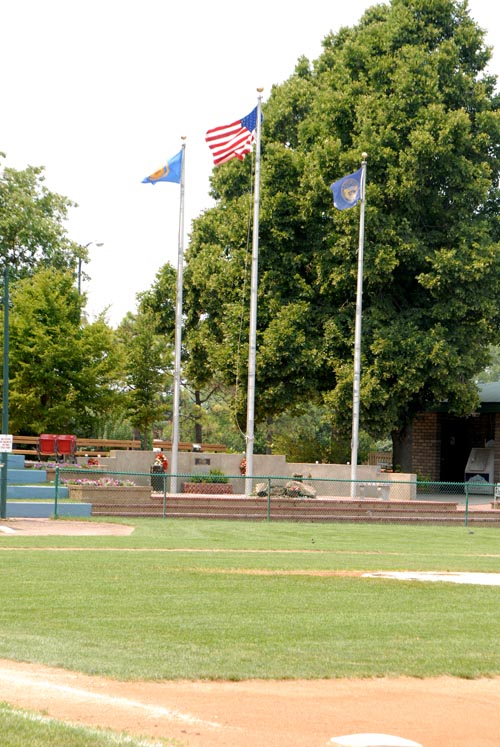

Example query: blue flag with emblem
[142,149,183,185]
[330,167,363,210]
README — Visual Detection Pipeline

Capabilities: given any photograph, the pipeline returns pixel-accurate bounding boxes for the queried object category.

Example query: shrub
[189,469,228,484]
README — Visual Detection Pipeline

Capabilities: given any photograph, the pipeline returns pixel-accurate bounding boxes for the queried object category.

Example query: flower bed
[63,477,136,487]
[65,477,149,503]
[67,485,152,503]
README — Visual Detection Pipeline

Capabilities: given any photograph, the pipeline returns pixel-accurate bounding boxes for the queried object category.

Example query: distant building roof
[430,382,500,414]
[476,381,500,412]
[478,381,500,403]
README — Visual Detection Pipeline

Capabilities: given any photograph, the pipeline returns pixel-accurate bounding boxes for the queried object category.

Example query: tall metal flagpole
[0,265,9,519]
[244,89,263,497]
[170,138,187,494]
[350,153,368,498]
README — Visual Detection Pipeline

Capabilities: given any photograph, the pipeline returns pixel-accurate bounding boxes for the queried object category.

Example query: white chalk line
[0,669,220,729]
[362,571,500,585]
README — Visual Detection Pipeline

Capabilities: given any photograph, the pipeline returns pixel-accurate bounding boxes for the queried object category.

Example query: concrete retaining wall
[79,451,416,500]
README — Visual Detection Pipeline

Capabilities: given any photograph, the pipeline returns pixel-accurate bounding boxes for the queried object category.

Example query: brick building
[411,382,500,483]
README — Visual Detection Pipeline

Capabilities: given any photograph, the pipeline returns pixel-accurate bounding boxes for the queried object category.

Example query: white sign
[0,434,13,452]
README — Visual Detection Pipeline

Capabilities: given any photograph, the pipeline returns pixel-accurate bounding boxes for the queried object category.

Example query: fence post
[162,473,167,519]
[464,482,469,527]
[54,467,59,519]
[267,477,271,522]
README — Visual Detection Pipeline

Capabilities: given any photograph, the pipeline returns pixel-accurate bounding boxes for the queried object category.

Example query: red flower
[154,453,169,471]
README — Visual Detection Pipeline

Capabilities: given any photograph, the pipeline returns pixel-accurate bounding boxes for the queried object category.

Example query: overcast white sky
[3,0,500,326]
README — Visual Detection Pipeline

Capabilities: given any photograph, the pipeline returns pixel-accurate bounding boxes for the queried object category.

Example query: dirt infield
[0,519,135,536]
[0,659,500,746]
[1,519,500,746]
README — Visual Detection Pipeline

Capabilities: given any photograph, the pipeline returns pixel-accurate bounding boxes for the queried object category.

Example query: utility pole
[0,265,9,519]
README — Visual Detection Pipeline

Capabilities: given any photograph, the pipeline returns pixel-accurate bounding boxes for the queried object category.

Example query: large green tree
[178,0,500,468]
[0,158,81,280]
[6,268,122,434]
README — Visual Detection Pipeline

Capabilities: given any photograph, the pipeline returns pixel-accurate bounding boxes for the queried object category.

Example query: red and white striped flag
[205,106,259,166]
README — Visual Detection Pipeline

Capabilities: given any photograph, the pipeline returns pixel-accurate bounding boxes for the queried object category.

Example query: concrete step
[3,455,27,469]
[7,485,69,499]
[89,496,500,526]
[7,501,91,518]
[90,508,500,526]
[151,496,460,512]
[7,468,48,483]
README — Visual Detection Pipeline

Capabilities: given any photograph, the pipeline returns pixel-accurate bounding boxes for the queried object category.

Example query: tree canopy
[169,0,500,466]
[116,309,172,448]
[0,158,81,280]
[6,268,122,434]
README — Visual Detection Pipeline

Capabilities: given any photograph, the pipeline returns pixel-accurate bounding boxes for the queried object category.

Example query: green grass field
[1,518,499,681]
[0,703,177,747]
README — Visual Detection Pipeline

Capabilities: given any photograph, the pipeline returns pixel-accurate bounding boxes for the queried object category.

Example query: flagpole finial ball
[257,87,264,93]
[362,152,368,160]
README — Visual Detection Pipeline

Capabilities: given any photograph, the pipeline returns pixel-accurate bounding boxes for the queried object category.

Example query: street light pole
[0,265,9,519]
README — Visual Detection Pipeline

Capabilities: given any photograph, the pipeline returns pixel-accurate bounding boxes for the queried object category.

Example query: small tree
[117,309,172,448]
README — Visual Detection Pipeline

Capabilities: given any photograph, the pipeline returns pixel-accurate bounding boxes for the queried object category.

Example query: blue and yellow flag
[330,167,363,210]
[142,149,183,185]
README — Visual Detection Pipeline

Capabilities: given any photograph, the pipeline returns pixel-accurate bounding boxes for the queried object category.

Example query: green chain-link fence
[19,467,496,527]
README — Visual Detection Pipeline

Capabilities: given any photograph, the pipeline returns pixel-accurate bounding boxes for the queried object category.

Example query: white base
[330,734,422,747]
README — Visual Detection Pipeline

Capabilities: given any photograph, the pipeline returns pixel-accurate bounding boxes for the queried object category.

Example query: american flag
[205,106,259,166]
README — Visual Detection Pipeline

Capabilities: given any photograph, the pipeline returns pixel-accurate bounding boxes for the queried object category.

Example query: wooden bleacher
[10,435,226,458]
[75,437,141,455]
[10,435,141,458]
[11,435,46,455]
